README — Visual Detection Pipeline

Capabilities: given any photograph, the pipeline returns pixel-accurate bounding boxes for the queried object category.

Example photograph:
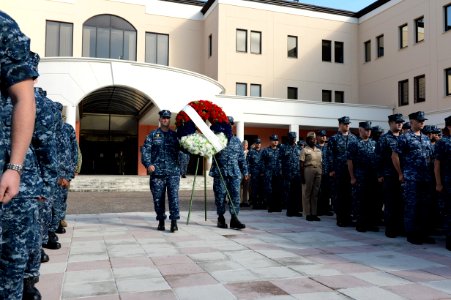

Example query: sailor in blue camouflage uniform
[434,116,451,251]
[141,110,181,232]
[0,12,39,300]
[280,132,302,217]
[178,151,190,178]
[327,116,358,227]
[375,113,405,238]
[51,113,78,237]
[347,121,379,232]
[316,130,333,216]
[247,138,264,209]
[260,134,283,212]
[210,116,249,229]
[392,111,435,245]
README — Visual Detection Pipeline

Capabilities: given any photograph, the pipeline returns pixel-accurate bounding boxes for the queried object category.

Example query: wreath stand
[186,156,238,225]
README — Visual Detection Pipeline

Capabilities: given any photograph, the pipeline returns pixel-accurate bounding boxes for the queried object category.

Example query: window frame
[445,4,451,32]
[376,34,384,58]
[322,89,332,102]
[287,35,298,58]
[236,82,247,96]
[334,41,344,63]
[287,87,298,99]
[364,40,371,62]
[145,32,169,66]
[322,40,332,62]
[398,79,409,106]
[250,83,262,97]
[446,68,451,96]
[45,20,74,57]
[236,29,248,53]
[399,23,408,49]
[250,31,262,54]
[414,74,426,103]
[415,16,424,43]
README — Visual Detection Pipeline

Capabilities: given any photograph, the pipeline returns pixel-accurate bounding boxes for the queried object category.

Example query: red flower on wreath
[175,100,229,128]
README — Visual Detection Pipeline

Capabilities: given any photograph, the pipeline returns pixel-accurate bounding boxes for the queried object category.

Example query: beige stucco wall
[358,0,451,118]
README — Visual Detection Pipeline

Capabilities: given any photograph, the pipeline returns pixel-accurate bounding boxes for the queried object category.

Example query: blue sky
[296,0,376,12]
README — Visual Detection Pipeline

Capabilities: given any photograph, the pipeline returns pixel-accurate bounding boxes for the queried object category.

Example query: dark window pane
[322,90,332,102]
[145,33,157,63]
[250,84,261,97]
[209,34,212,57]
[335,41,344,63]
[322,40,331,62]
[335,91,344,103]
[364,40,371,62]
[236,29,247,52]
[445,5,451,31]
[124,31,136,61]
[236,83,247,96]
[59,22,73,56]
[111,29,123,59]
[250,31,261,54]
[46,21,73,57]
[400,24,408,48]
[414,75,425,103]
[287,87,298,99]
[97,27,110,58]
[377,35,384,58]
[287,36,297,58]
[416,17,424,43]
[157,34,169,65]
[398,79,409,106]
[446,68,451,96]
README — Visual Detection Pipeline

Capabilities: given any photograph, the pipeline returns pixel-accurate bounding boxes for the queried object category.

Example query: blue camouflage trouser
[0,198,40,300]
[150,175,180,221]
[439,180,451,237]
[213,176,241,216]
[403,180,432,236]
[51,185,68,231]
[39,198,53,244]
[383,176,404,234]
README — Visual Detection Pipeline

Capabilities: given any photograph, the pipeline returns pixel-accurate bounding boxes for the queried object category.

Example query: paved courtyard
[37,192,451,300]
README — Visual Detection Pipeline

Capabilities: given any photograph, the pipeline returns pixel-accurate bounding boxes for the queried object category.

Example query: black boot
[40,249,49,263]
[48,231,59,242]
[55,224,66,234]
[170,220,178,233]
[230,215,245,230]
[157,220,165,231]
[43,232,61,249]
[23,277,42,300]
[217,215,228,229]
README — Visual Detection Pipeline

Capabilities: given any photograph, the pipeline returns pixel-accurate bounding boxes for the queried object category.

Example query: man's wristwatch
[6,163,23,175]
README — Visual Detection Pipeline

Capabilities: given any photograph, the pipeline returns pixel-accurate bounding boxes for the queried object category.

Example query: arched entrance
[79,85,153,175]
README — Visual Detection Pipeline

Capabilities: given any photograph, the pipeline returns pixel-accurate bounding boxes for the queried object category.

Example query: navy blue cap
[402,122,411,130]
[408,111,427,121]
[388,113,405,123]
[287,132,296,139]
[359,121,372,130]
[159,110,171,118]
[338,116,351,124]
[371,125,384,133]
[270,134,279,141]
[445,116,451,126]
[317,130,327,137]
[430,125,441,134]
[227,116,234,125]
[54,102,63,112]
[422,125,432,134]
[254,138,261,144]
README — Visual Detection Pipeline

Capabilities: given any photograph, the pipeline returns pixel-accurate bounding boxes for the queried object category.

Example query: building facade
[2,0,450,175]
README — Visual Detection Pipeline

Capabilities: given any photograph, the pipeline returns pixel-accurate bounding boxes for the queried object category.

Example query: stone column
[65,104,77,130]
[236,120,245,142]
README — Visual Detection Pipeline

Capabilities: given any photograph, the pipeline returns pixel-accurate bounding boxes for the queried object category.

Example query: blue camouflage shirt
[209,136,248,179]
[246,148,262,175]
[434,135,451,184]
[259,146,282,176]
[280,143,301,177]
[317,143,328,174]
[58,123,78,180]
[394,130,433,181]
[375,131,400,178]
[327,131,358,174]
[141,127,180,176]
[347,138,377,178]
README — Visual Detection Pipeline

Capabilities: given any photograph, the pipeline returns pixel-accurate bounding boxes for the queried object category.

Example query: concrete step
[69,175,214,192]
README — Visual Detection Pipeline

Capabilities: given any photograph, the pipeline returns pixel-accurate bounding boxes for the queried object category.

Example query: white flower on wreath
[180,132,228,157]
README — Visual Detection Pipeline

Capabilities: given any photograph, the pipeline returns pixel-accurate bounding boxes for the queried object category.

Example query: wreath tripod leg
[186,157,200,225]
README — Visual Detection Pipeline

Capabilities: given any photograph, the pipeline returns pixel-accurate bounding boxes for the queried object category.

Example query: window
[322,90,332,102]
[287,87,298,99]
[399,24,408,48]
[377,35,384,58]
[82,15,137,60]
[335,91,344,103]
[208,34,212,57]
[414,75,425,103]
[250,84,262,97]
[250,31,262,54]
[236,83,247,96]
[446,68,451,96]
[322,40,332,62]
[445,4,451,31]
[145,32,169,66]
[364,40,371,62]
[415,17,424,43]
[334,41,344,63]
[236,29,247,52]
[398,79,409,106]
[45,21,73,57]
[287,36,298,58]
